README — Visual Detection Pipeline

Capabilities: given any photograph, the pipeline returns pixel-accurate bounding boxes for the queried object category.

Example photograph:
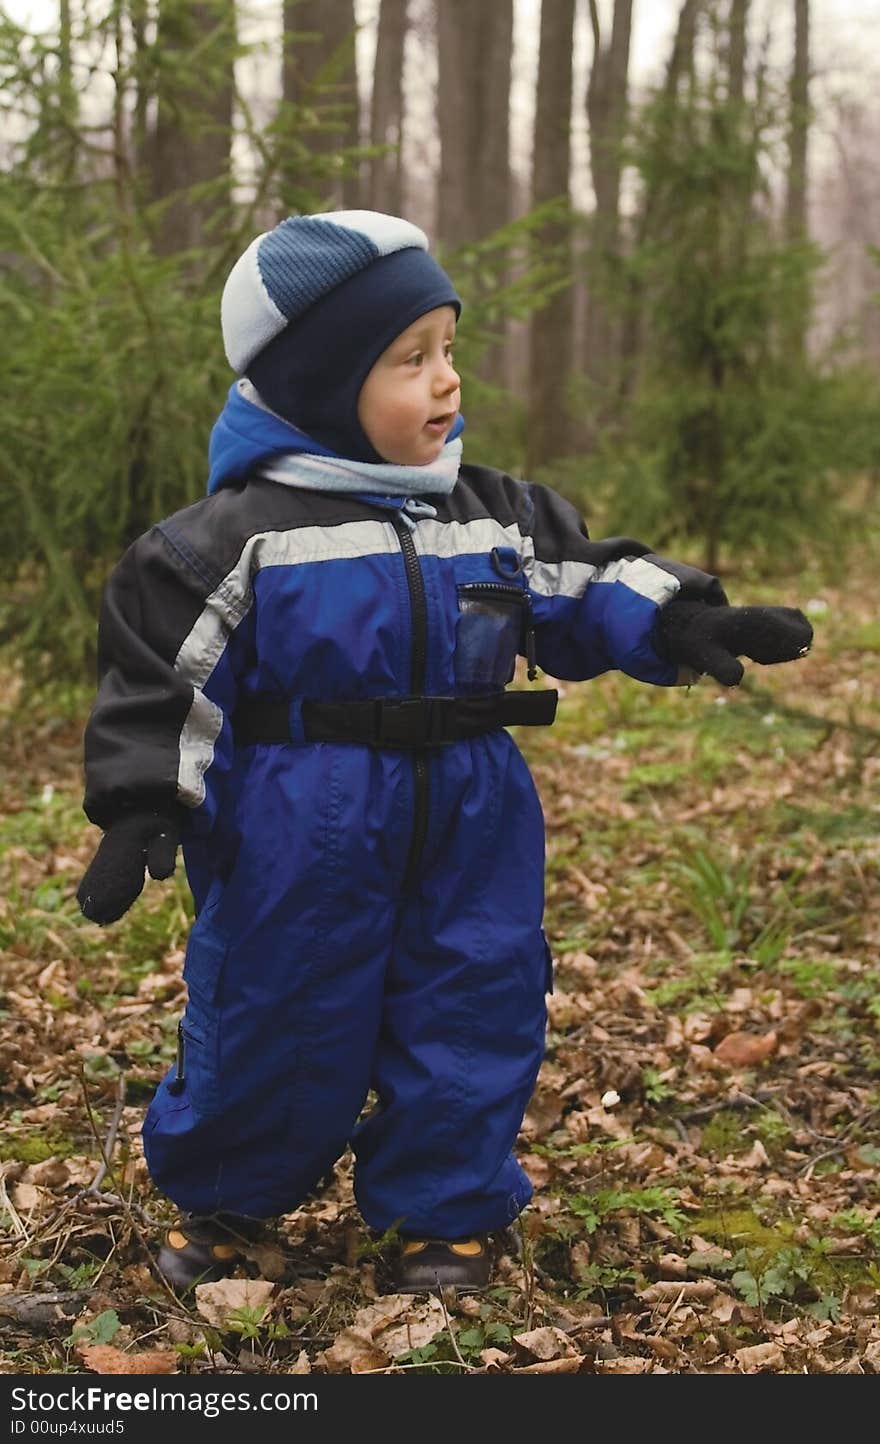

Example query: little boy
[77,211,812,1294]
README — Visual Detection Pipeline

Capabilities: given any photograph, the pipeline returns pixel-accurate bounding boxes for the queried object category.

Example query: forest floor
[1,558,879,1376]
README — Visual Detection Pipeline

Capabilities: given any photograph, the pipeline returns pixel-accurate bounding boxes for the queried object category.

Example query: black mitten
[77,810,181,925]
[656,600,813,687]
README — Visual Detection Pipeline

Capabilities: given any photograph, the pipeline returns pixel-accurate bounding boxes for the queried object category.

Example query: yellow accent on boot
[401,1238,483,1257]
[211,1243,238,1260]
[167,1230,189,1250]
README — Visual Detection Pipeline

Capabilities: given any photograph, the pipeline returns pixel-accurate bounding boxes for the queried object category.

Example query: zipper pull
[168,1019,186,1096]
[523,593,538,681]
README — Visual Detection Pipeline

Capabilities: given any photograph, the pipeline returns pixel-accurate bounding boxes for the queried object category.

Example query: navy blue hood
[207,381,464,495]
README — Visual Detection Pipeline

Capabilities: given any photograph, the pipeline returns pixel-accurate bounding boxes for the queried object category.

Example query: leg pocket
[178,924,227,1119]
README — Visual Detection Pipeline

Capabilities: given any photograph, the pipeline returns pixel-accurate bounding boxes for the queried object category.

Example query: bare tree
[473,0,513,242]
[526,0,576,472]
[436,0,474,250]
[811,94,880,366]
[784,0,810,357]
[282,0,360,209]
[369,0,407,214]
[618,0,705,401]
[57,0,77,181]
[147,0,236,257]
[786,0,810,246]
[436,0,512,249]
[583,0,633,388]
[664,0,704,100]
[727,0,748,103]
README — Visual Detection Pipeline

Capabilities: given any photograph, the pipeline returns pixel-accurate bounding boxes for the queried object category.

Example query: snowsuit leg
[351,734,550,1238]
[143,744,412,1219]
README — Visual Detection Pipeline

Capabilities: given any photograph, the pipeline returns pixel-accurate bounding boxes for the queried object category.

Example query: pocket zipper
[458,583,538,681]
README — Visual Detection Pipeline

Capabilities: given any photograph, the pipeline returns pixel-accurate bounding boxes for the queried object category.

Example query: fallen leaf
[479,1347,513,1369]
[734,1139,771,1169]
[596,1356,652,1373]
[735,1341,786,1371]
[317,1295,446,1373]
[515,1356,584,1373]
[708,1293,738,1323]
[513,1326,579,1361]
[658,1253,689,1280]
[242,1243,288,1281]
[365,1297,446,1359]
[78,1344,178,1374]
[644,1335,680,1361]
[10,1182,41,1211]
[318,1329,388,1375]
[23,1159,73,1188]
[288,1350,311,1374]
[194,1278,275,1329]
[713,1030,778,1067]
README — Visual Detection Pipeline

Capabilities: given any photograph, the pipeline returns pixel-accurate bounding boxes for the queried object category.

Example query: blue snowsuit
[82,385,720,1237]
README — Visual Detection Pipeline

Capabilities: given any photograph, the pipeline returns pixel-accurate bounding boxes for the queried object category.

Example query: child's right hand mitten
[77,810,180,925]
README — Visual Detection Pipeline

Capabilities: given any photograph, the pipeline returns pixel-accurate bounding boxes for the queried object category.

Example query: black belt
[232,691,558,749]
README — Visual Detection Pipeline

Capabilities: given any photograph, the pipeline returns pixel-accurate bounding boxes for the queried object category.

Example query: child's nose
[436,356,460,392]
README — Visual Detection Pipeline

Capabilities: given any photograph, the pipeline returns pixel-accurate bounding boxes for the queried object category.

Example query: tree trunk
[663,0,703,101]
[435,0,512,249]
[785,0,810,359]
[618,0,704,403]
[282,0,360,210]
[525,0,576,473]
[472,0,513,243]
[57,0,77,182]
[368,0,407,214]
[436,0,473,250]
[148,0,236,258]
[130,0,150,178]
[786,0,809,245]
[583,0,633,391]
[727,0,748,103]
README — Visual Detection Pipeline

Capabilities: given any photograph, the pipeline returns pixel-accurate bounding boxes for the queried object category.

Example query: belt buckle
[376,697,428,747]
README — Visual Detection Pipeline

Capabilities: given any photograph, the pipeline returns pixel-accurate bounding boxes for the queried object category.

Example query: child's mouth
[425,413,454,436]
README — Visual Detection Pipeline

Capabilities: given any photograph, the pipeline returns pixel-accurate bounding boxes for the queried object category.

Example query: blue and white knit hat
[222,210,435,373]
[220,210,462,462]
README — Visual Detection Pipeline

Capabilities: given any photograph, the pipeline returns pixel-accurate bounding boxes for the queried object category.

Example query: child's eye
[406,351,424,366]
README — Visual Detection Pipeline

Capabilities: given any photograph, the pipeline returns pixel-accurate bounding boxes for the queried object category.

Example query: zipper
[458,582,538,681]
[391,514,430,890]
[168,1019,186,1096]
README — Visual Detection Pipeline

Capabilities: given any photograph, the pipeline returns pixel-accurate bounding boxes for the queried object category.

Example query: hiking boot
[395,1236,492,1293]
[155,1213,264,1294]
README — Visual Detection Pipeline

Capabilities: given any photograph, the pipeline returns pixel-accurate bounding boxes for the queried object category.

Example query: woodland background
[0,0,879,1379]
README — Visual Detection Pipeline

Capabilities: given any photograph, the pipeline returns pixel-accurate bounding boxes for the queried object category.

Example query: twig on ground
[676,1088,781,1123]
[87,1069,126,1195]
[740,678,880,745]
[78,1066,180,1308]
[433,1284,469,1371]
[0,1171,29,1242]
[799,1106,880,1179]
[358,1358,478,1374]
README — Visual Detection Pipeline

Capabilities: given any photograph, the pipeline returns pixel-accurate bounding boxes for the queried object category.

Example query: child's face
[357,305,461,466]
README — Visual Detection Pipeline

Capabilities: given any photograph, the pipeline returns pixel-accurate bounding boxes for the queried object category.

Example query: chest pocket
[455,582,526,688]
